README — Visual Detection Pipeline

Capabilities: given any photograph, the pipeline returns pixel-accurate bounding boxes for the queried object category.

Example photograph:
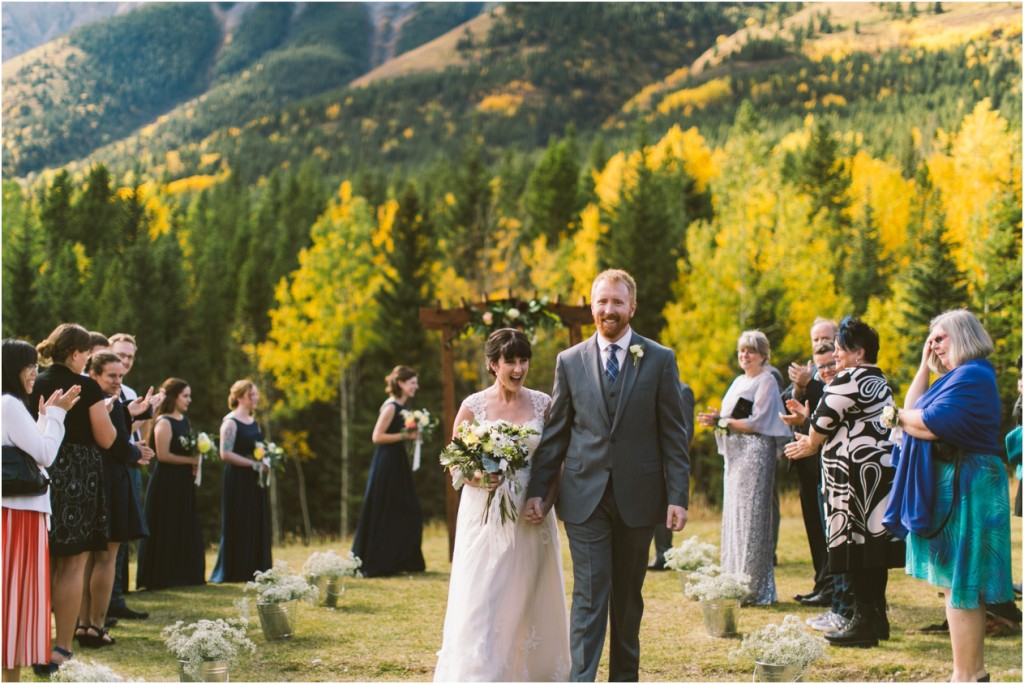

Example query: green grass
[66,491,1021,682]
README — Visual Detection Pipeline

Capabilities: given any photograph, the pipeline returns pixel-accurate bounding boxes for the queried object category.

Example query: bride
[434,328,570,682]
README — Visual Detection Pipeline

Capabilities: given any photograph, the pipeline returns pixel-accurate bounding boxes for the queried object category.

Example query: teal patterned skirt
[905,453,1014,609]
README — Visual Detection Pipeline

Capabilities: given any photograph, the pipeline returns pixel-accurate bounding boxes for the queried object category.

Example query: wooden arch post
[420,293,592,558]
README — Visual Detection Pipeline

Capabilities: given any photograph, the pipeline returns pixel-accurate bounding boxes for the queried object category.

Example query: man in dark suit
[649,381,695,569]
[525,269,690,682]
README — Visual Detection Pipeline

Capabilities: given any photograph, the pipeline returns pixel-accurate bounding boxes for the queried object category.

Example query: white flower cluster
[52,659,127,682]
[302,550,362,579]
[664,536,718,572]
[162,618,256,677]
[880,403,899,429]
[683,564,751,601]
[247,560,319,604]
[730,615,828,668]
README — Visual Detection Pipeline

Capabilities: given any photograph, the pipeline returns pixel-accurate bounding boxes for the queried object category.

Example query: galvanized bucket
[753,661,805,682]
[257,600,296,641]
[178,659,230,682]
[678,571,691,593]
[699,599,740,637]
[315,574,345,608]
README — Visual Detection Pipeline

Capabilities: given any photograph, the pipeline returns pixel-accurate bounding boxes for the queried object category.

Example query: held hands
[523,497,548,525]
[783,432,815,460]
[39,386,82,415]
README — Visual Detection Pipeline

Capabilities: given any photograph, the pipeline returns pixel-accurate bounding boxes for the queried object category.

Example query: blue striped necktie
[606,344,620,382]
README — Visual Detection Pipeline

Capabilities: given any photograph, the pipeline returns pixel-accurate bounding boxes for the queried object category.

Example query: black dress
[31,364,108,556]
[351,401,425,577]
[136,415,205,589]
[103,400,148,542]
[210,418,272,583]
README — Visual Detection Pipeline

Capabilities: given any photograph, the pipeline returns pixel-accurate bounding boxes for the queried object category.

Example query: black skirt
[48,442,108,556]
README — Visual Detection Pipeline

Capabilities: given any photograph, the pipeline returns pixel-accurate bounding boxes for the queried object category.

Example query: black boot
[875,600,890,640]
[826,601,879,647]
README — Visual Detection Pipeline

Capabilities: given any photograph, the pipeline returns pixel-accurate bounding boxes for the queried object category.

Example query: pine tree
[841,198,889,314]
[1,182,42,339]
[523,129,582,243]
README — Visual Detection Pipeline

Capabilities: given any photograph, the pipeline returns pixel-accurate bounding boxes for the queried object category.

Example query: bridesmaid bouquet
[400,408,438,471]
[439,419,538,525]
[180,431,218,486]
[253,441,285,488]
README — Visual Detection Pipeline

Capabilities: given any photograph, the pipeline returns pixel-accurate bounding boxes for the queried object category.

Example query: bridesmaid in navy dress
[137,378,205,590]
[351,366,426,577]
[210,379,272,583]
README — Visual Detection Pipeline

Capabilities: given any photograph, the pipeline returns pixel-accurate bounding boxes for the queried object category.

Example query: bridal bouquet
[253,441,285,488]
[439,418,538,524]
[401,408,438,471]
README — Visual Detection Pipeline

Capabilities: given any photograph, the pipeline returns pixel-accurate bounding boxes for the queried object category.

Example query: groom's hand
[666,505,688,532]
[524,497,546,525]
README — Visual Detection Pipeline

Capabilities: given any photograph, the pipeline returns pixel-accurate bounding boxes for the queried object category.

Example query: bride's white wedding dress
[433,388,570,682]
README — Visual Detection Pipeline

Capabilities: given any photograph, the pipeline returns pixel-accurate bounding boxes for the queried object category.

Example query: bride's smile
[492,356,529,394]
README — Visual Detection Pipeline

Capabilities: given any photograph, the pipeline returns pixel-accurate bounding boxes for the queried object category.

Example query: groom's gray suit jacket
[528,332,690,525]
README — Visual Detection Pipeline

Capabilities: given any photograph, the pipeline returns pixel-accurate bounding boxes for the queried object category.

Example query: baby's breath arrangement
[683,564,751,601]
[162,618,256,678]
[664,536,718,572]
[52,659,127,682]
[247,560,319,604]
[730,615,829,668]
[302,550,362,580]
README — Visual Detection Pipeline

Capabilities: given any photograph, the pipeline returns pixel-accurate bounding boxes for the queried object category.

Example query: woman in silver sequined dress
[698,330,791,606]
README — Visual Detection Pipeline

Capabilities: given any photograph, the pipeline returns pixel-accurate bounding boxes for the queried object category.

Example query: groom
[525,268,690,682]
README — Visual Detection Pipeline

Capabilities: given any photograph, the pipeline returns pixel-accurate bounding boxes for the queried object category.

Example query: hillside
[0,1,139,60]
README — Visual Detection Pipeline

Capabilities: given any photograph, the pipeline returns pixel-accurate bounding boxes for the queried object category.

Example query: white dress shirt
[597,327,631,376]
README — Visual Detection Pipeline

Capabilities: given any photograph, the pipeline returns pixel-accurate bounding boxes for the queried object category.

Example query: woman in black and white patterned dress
[785,317,905,648]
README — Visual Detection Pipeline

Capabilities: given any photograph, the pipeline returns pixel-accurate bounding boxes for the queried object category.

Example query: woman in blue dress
[884,309,1013,682]
[210,380,272,583]
[137,378,205,590]
[351,366,426,577]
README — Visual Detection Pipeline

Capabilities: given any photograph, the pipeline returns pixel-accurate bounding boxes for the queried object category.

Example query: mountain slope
[1,2,139,60]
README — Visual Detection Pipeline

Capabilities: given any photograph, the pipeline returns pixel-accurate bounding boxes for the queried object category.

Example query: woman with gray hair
[698,330,791,605]
[883,309,1012,681]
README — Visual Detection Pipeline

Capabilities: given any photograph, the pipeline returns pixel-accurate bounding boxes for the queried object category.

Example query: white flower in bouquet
[683,564,751,602]
[730,615,828,668]
[53,659,128,682]
[253,441,285,488]
[247,561,319,604]
[401,408,438,438]
[162,618,256,678]
[439,418,538,524]
[302,550,362,580]
[664,536,718,572]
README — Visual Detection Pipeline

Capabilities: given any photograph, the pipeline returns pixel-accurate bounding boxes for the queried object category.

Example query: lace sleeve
[463,392,487,422]
[529,389,552,424]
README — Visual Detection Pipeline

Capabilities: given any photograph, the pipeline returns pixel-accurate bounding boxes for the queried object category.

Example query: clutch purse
[730,397,754,420]
[2,445,50,496]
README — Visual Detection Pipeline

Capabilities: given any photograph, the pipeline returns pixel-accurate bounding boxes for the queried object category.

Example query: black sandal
[76,624,116,648]
[31,645,73,676]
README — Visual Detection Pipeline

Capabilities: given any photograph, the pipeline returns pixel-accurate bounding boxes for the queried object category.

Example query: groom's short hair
[592,269,637,304]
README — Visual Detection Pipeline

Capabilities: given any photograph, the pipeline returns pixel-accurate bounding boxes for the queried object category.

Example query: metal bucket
[257,600,296,641]
[699,599,740,637]
[178,659,230,682]
[678,571,691,593]
[753,661,805,682]
[313,574,345,608]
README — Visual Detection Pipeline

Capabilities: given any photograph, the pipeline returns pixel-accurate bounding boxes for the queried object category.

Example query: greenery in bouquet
[683,564,751,602]
[302,549,362,580]
[730,615,828,668]
[400,408,438,440]
[664,535,718,572]
[439,418,538,524]
[253,440,285,488]
[162,617,256,678]
[246,560,319,604]
[462,296,563,340]
[53,658,128,682]
[178,431,217,459]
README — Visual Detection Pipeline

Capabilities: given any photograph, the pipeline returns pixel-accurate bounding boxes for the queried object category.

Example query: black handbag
[2,445,50,496]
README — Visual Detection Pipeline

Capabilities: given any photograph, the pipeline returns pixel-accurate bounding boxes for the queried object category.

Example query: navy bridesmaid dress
[210,418,272,583]
[351,401,426,577]
[137,415,205,589]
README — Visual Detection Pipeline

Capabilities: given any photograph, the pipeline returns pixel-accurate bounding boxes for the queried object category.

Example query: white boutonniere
[629,343,645,368]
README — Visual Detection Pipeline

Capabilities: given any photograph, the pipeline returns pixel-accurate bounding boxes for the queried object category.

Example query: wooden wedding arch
[420,293,592,557]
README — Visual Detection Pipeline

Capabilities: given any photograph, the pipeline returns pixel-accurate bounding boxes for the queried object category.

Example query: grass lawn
[68,491,1021,682]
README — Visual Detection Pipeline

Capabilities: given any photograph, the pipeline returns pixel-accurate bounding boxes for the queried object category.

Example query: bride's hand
[470,470,500,492]
[523,497,546,525]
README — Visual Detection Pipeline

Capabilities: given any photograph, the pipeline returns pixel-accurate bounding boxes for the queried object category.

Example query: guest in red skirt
[2,339,80,681]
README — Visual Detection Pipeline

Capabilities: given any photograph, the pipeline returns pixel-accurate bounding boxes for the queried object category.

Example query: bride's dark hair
[484,329,532,377]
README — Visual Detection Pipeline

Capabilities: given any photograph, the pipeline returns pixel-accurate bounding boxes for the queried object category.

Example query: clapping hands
[779,398,810,427]
[39,385,82,415]
[127,386,157,417]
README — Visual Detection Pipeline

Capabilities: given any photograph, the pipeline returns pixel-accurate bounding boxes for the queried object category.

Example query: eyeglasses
[815,361,837,371]
[930,335,947,346]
